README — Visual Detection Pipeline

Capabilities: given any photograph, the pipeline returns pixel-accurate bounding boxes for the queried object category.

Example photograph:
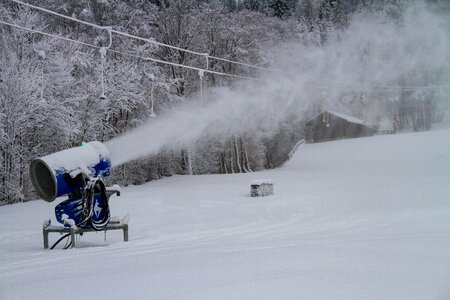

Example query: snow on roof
[306,110,374,128]
[327,111,368,126]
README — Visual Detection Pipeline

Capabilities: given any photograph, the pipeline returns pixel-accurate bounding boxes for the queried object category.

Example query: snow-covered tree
[268,0,291,19]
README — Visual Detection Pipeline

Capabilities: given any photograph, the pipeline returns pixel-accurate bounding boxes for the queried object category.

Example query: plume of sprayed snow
[107,2,450,167]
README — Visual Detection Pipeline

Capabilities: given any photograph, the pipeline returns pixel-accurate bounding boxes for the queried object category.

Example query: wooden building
[305,111,376,143]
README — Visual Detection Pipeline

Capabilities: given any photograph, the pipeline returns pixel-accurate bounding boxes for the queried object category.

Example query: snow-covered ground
[1,128,450,300]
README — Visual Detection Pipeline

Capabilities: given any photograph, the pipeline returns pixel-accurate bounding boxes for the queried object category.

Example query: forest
[1,0,449,205]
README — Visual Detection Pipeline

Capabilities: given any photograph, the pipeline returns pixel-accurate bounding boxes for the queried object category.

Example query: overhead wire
[1,13,448,91]
[6,0,450,90]
[208,54,285,74]
[9,0,284,75]
[0,19,261,81]
[107,49,261,81]
[372,85,450,91]
[0,19,101,49]
[10,0,107,30]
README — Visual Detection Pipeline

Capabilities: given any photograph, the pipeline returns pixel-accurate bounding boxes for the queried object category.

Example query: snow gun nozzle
[29,141,111,202]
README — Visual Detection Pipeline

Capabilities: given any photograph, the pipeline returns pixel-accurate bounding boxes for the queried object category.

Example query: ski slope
[1,128,450,300]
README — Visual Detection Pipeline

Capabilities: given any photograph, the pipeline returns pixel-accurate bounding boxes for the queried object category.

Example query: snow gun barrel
[29,141,111,202]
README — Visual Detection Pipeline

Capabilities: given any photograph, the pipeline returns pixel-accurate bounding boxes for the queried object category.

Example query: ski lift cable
[1,20,448,91]
[106,48,262,81]
[309,83,450,93]
[0,19,101,49]
[10,0,107,30]
[113,27,281,73]
[103,29,287,74]
[6,1,448,84]
[0,20,261,81]
[373,85,450,90]
[207,54,285,73]
[364,87,450,93]
[6,1,449,82]
[109,29,209,58]
[9,0,286,75]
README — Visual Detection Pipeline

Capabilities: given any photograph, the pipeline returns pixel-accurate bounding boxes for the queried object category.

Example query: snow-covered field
[1,128,450,300]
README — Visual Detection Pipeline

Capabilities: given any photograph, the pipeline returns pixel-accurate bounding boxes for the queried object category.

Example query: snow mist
[106,3,450,167]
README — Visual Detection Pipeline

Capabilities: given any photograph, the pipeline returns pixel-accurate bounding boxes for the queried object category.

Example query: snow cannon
[30,141,111,202]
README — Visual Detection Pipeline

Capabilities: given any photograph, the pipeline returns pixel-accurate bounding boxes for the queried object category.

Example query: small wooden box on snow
[250,179,274,197]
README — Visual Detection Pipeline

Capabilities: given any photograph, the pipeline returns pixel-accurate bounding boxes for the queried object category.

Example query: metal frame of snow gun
[43,190,129,249]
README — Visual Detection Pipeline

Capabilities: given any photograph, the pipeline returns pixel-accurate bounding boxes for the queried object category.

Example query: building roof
[306,110,374,129]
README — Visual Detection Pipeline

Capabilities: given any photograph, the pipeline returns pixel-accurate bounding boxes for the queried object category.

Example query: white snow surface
[1,128,450,300]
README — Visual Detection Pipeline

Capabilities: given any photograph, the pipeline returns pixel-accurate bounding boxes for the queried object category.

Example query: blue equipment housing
[51,158,111,200]
[55,179,110,229]
[55,198,83,225]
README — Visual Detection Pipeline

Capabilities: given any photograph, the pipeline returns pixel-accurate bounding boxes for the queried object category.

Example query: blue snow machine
[30,141,116,230]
